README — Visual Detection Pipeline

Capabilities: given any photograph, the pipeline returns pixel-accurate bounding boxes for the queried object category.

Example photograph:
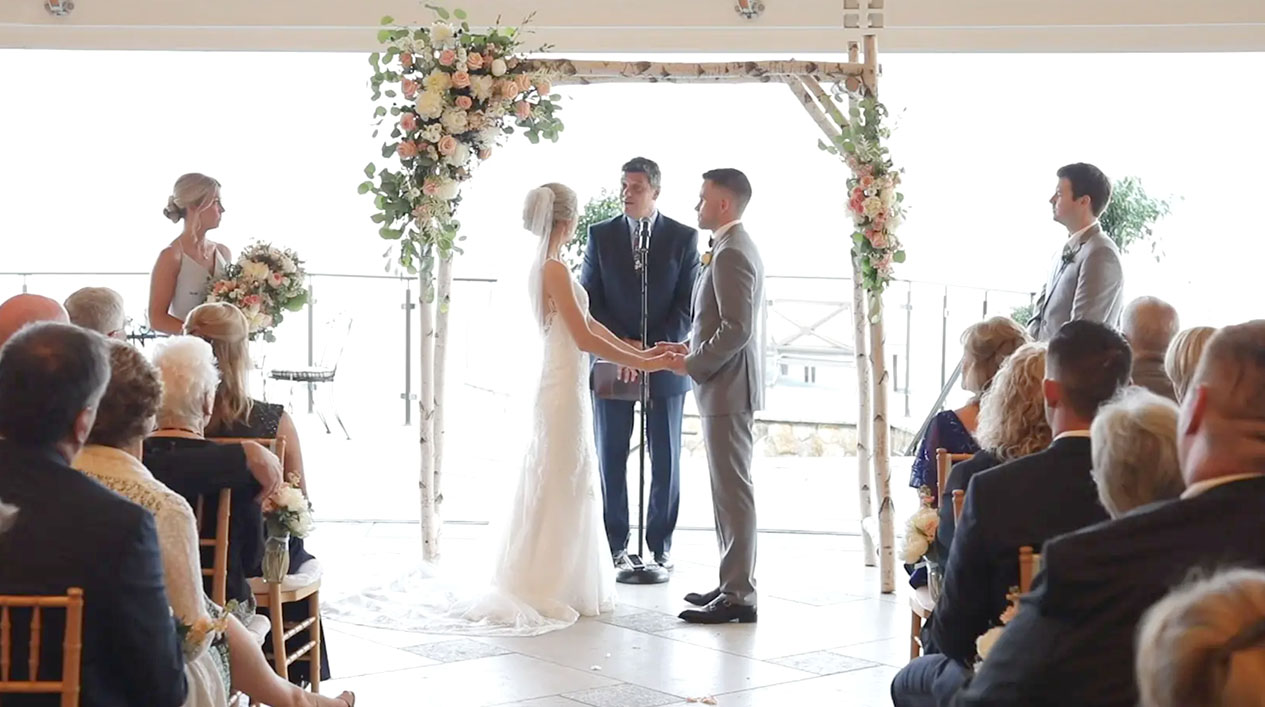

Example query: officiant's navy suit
[581,212,699,558]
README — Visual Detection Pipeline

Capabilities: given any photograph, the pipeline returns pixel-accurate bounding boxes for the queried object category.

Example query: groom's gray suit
[1027,224,1123,342]
[684,223,764,607]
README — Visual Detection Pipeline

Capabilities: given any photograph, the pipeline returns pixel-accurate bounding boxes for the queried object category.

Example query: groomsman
[581,157,700,569]
[1027,163,1124,341]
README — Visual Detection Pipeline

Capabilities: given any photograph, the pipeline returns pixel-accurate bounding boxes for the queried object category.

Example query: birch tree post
[362,7,564,561]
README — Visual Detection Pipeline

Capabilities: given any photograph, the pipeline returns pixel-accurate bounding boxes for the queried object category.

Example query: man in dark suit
[581,156,700,569]
[891,320,1131,706]
[0,322,187,707]
[954,320,1265,707]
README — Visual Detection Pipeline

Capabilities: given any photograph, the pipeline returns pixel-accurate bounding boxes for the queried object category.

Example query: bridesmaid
[148,173,230,334]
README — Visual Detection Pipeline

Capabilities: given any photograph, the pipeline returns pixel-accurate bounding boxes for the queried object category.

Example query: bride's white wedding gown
[328,275,615,636]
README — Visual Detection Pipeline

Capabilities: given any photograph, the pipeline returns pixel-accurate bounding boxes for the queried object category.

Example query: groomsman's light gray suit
[1027,224,1124,342]
[684,223,764,607]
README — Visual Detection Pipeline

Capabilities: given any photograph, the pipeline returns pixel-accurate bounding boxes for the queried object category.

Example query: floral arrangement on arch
[206,243,308,343]
[360,5,564,282]
[820,93,907,296]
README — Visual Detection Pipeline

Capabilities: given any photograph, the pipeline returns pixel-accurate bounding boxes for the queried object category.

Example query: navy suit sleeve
[580,224,614,330]
[669,227,700,343]
[930,477,995,663]
[110,510,189,707]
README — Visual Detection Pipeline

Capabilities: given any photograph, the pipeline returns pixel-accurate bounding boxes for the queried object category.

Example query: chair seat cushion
[248,558,324,595]
[243,614,272,645]
[910,585,935,616]
[269,367,336,382]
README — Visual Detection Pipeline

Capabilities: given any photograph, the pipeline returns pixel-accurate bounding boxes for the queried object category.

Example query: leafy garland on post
[360,5,565,294]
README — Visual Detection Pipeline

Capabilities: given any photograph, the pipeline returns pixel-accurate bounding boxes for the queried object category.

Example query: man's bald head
[1178,320,1265,480]
[1123,296,1180,356]
[0,294,70,348]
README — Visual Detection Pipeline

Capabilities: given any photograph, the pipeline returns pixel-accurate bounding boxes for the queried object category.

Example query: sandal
[338,691,356,707]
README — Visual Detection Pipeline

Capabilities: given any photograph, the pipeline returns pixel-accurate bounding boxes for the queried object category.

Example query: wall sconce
[735,0,764,20]
[45,0,75,16]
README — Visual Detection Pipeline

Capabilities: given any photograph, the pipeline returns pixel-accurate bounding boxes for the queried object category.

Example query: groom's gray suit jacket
[686,225,765,414]
[1027,224,1124,342]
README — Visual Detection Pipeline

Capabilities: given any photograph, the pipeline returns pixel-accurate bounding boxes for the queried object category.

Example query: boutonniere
[1060,245,1078,266]
[701,251,713,267]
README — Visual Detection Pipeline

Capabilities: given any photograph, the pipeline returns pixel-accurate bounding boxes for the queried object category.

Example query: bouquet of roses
[263,483,315,539]
[206,243,307,342]
[900,487,941,565]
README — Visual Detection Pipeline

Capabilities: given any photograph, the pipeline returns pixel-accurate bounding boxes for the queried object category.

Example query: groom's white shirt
[711,219,742,243]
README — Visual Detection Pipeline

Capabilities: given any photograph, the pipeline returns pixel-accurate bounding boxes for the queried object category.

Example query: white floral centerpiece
[899,488,941,566]
[263,484,315,539]
[206,243,307,343]
[360,4,564,281]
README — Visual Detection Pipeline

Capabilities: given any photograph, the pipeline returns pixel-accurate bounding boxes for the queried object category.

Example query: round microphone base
[616,564,671,585]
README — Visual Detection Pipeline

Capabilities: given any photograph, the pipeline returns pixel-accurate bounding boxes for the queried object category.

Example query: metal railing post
[306,278,315,414]
[982,290,990,318]
[402,279,416,425]
[940,286,949,392]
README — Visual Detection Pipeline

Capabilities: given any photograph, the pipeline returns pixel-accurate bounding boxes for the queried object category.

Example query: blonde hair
[163,173,221,229]
[542,183,577,227]
[183,302,252,431]
[1166,327,1216,402]
[961,317,1030,394]
[1090,388,1183,517]
[1137,568,1265,707]
[975,342,1052,462]
[64,287,126,336]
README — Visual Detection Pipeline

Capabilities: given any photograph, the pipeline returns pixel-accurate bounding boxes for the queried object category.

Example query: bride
[329,183,681,636]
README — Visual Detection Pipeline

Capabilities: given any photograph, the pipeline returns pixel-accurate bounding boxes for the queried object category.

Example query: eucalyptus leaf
[364,163,376,178]
[454,8,467,19]
[380,15,395,25]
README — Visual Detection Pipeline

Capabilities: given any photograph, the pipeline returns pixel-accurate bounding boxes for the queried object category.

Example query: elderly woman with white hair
[1090,388,1185,517]
[143,335,330,686]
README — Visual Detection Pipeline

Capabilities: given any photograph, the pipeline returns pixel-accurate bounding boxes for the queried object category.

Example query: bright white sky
[2,49,1262,331]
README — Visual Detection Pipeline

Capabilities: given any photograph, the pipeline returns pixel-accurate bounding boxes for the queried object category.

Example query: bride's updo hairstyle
[183,302,253,432]
[522,183,577,239]
[163,173,221,227]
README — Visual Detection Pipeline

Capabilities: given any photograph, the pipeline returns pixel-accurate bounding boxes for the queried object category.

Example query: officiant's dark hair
[703,168,752,214]
[0,322,109,446]
[1047,320,1132,420]
[622,157,661,191]
[1056,162,1112,216]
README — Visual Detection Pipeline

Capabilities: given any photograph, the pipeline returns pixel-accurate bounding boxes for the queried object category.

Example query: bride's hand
[640,351,685,374]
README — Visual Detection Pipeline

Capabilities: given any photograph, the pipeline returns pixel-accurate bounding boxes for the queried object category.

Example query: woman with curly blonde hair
[1137,568,1265,707]
[1165,326,1217,403]
[935,342,1052,554]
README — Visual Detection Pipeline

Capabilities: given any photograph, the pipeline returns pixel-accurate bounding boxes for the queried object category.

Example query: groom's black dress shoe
[684,588,721,607]
[679,596,757,624]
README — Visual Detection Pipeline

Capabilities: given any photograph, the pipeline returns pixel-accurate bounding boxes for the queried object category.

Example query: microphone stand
[617,217,670,585]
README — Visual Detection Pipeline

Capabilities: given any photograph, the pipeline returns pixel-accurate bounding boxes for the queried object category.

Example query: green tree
[1010,302,1036,327]
[564,189,623,273]
[1099,176,1173,260]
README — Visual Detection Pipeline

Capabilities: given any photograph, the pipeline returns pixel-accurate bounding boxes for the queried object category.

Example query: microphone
[634,217,651,271]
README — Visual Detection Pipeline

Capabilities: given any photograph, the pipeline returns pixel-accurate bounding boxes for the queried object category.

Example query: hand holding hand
[652,341,689,356]
[642,352,687,375]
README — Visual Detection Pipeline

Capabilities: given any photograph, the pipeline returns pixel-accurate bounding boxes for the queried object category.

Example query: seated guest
[909,316,1029,497]
[64,286,127,339]
[146,335,329,684]
[1166,326,1216,402]
[1123,296,1180,401]
[1091,388,1184,517]
[0,322,187,707]
[1136,568,1265,707]
[954,321,1265,707]
[185,302,310,494]
[0,293,69,346]
[76,340,353,707]
[893,320,1129,707]
[936,342,1051,557]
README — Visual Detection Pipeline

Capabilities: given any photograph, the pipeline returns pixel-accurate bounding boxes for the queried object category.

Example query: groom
[663,168,764,624]
[582,157,700,570]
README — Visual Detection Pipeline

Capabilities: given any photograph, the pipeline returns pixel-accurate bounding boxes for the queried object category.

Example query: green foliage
[564,190,623,273]
[1099,176,1173,260]
[1010,302,1036,327]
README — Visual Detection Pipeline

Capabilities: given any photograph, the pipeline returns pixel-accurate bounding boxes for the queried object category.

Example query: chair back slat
[934,449,974,508]
[952,489,965,522]
[193,488,233,607]
[1019,546,1038,594]
[0,588,84,705]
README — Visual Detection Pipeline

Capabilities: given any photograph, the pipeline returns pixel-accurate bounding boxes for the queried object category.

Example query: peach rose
[438,49,457,67]
[515,74,532,92]
[498,80,518,99]
[507,57,520,69]
[860,175,875,189]
[437,135,458,156]
[400,52,414,68]
[400,112,419,132]
[466,52,484,70]
[401,78,419,99]
[451,71,471,89]
[534,80,551,95]
[455,95,473,110]
[514,101,532,120]
[468,111,487,130]
[478,147,492,160]
[869,230,888,249]
[397,141,419,158]
[422,179,440,196]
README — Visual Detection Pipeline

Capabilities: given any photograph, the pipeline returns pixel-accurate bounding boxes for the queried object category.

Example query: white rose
[436,180,460,201]
[241,261,270,282]
[423,69,451,94]
[279,256,296,274]
[421,123,444,143]
[490,58,508,76]
[444,141,472,167]
[900,534,929,564]
[430,21,455,46]
[415,90,444,119]
[479,126,501,148]
[862,196,883,218]
[880,188,895,208]
[440,107,468,133]
[471,74,495,101]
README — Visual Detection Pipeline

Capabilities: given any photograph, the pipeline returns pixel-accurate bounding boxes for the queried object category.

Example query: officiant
[581,157,700,570]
